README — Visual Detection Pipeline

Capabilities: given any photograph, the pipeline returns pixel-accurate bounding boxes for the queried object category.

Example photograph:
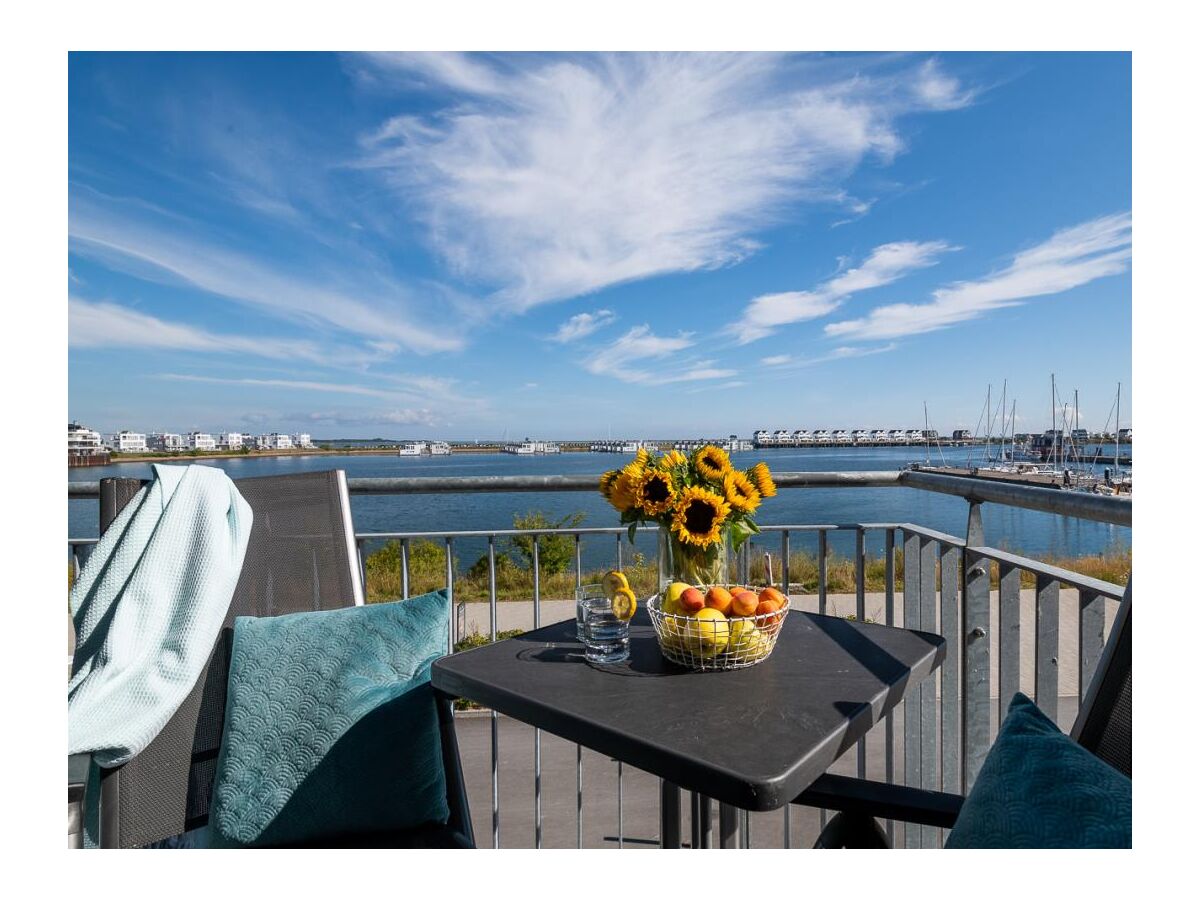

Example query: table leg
[690,792,712,848]
[660,781,681,848]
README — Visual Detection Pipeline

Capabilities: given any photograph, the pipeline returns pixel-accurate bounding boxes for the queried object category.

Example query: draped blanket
[68,464,253,768]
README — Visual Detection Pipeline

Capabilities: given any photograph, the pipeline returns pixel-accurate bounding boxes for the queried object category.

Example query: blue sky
[68,52,1131,439]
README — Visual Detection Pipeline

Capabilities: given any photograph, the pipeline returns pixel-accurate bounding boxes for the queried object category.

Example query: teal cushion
[946,693,1131,848]
[210,590,451,847]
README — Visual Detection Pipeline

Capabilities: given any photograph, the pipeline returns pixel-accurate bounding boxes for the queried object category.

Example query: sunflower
[599,470,621,500]
[633,466,675,516]
[748,461,777,498]
[671,485,731,548]
[633,447,652,469]
[660,449,688,469]
[723,470,762,513]
[608,469,640,512]
[694,444,732,481]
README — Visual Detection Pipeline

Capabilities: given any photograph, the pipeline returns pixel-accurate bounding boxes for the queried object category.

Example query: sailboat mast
[924,401,930,465]
[1115,382,1121,472]
[985,384,992,464]
[1050,373,1057,470]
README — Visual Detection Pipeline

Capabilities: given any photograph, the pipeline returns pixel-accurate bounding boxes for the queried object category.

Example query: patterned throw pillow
[210,590,451,847]
[946,693,1131,848]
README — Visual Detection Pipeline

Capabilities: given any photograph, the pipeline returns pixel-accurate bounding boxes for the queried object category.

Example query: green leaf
[627,520,638,546]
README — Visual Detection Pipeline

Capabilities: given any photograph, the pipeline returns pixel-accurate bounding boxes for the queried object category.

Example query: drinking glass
[579,595,630,664]
[575,583,605,641]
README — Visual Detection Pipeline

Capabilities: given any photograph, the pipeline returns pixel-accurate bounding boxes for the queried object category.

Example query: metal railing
[68,470,1130,848]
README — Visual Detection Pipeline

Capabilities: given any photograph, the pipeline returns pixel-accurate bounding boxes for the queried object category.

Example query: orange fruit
[730,590,759,617]
[679,587,706,613]
[705,586,733,614]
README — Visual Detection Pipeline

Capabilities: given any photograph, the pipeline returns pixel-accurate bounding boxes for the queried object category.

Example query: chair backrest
[1070,580,1131,779]
[97,469,364,847]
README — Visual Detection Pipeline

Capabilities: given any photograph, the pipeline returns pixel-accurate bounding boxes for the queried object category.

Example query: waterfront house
[1071,428,1089,444]
[219,432,244,451]
[889,430,908,443]
[773,429,794,445]
[1118,427,1132,442]
[871,429,890,443]
[753,429,772,446]
[67,422,103,454]
[851,429,870,443]
[293,433,314,449]
[952,429,972,442]
[106,431,146,453]
[833,429,851,443]
[794,429,813,444]
[259,433,294,450]
[907,430,925,442]
[148,432,183,452]
[187,432,216,452]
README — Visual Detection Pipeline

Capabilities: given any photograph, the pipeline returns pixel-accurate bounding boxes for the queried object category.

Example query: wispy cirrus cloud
[69,191,463,354]
[826,213,1132,340]
[551,309,616,342]
[583,325,736,385]
[69,296,326,363]
[356,52,974,309]
[728,240,953,344]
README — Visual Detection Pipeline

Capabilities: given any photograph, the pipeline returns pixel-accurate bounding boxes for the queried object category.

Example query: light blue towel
[68,464,253,768]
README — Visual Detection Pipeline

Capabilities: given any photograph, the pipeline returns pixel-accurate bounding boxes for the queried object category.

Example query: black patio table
[431,606,945,848]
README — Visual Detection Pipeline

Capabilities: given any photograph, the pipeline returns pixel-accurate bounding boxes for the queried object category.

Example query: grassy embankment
[362,540,1131,604]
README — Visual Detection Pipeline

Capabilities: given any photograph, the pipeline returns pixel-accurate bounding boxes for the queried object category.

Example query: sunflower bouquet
[599,446,777,586]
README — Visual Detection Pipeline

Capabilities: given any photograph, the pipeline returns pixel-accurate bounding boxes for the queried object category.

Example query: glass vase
[657,524,732,590]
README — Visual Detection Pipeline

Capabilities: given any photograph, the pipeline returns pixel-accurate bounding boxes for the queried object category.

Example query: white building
[68,422,103,454]
[773,429,794,445]
[851,429,870,443]
[149,432,184,452]
[293,433,314,449]
[833,429,851,443]
[889,430,908,443]
[259,433,293,450]
[188,432,216,451]
[907,430,925,442]
[753,429,772,446]
[107,431,147,453]
[813,429,832,443]
[872,430,890,443]
[219,432,244,451]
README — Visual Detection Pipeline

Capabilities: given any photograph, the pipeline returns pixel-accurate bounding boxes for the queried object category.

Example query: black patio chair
[792,581,1131,848]
[68,470,474,849]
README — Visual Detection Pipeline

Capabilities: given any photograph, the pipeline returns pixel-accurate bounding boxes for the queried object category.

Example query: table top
[432,608,944,811]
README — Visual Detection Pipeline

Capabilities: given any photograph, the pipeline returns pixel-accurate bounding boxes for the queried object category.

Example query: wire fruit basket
[646,591,789,671]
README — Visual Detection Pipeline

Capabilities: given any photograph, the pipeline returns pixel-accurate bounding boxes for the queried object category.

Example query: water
[67,447,1130,570]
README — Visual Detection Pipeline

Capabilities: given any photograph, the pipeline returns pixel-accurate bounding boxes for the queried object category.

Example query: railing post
[1035,573,1060,725]
[939,541,961,798]
[962,501,991,793]
[918,536,938,848]
[998,561,1022,714]
[902,529,921,848]
[1079,589,1106,706]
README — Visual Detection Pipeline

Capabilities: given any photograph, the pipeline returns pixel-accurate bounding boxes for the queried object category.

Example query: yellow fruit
[658,615,687,652]
[685,607,730,657]
[661,581,690,615]
[602,570,630,600]
[611,586,637,621]
[731,627,771,662]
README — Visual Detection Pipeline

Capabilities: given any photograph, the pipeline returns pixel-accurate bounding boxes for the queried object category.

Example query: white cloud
[583,325,735,385]
[551,309,616,342]
[69,297,326,362]
[729,240,953,343]
[69,193,463,354]
[156,371,480,415]
[761,343,898,373]
[762,354,792,366]
[826,213,1132,340]
[295,408,440,428]
[358,53,973,309]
